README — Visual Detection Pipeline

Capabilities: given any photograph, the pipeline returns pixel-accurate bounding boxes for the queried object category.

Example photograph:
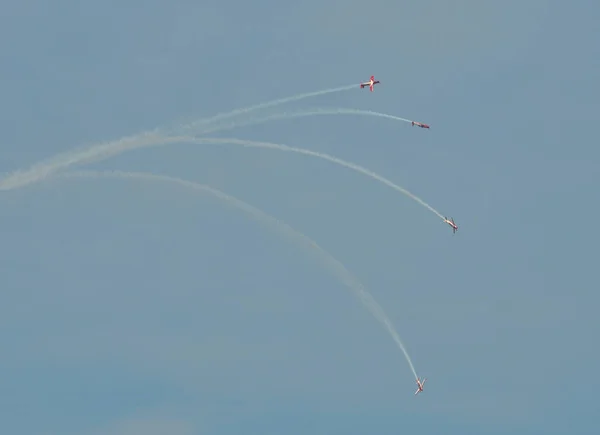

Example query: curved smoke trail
[55,169,420,380]
[173,84,358,133]
[182,107,414,136]
[0,134,445,221]
[187,137,445,220]
[0,83,357,190]
[180,136,444,220]
[0,107,410,190]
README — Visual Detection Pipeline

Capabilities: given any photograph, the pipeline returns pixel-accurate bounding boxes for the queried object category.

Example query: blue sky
[1,1,599,434]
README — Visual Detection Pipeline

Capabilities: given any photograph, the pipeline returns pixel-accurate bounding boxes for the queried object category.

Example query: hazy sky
[1,1,599,434]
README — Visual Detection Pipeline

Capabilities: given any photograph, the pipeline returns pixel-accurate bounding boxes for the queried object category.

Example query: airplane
[443,217,458,234]
[360,75,380,92]
[414,377,427,395]
[411,121,430,129]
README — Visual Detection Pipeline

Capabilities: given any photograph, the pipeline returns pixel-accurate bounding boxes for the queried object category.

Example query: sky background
[1,0,599,434]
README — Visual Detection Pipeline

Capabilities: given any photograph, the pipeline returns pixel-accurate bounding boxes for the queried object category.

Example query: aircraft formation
[360,75,458,240]
[0,73,459,399]
[360,75,461,396]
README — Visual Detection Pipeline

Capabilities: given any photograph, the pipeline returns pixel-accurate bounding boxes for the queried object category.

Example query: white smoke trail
[0,83,358,190]
[187,136,445,220]
[172,84,358,133]
[55,169,420,380]
[0,106,407,190]
[0,131,163,191]
[0,134,445,221]
[181,107,414,136]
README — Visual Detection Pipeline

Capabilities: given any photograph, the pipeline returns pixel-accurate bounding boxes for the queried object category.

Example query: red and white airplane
[360,75,380,92]
[411,121,430,129]
[414,378,427,395]
[443,217,458,234]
